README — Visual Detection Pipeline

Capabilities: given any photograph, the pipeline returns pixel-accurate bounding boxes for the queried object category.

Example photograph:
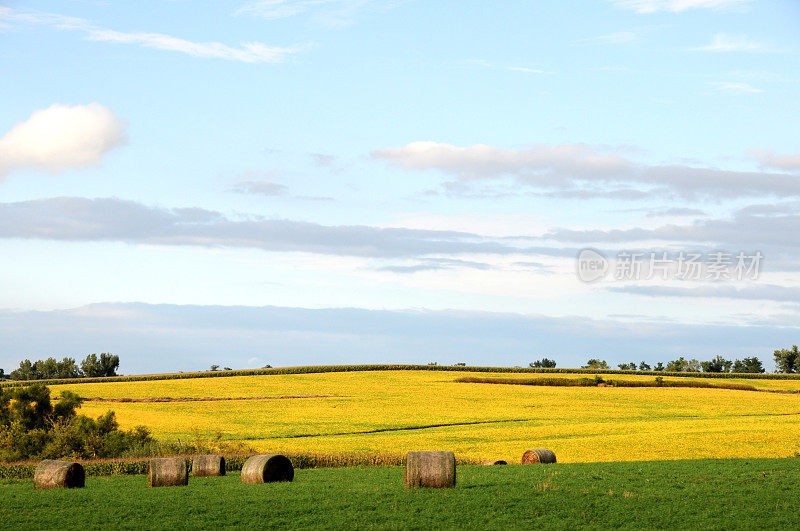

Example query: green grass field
[3,459,799,529]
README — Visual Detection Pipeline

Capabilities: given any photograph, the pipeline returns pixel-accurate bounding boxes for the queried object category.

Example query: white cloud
[505,66,550,74]
[611,0,752,13]
[575,31,639,45]
[87,29,301,63]
[373,141,631,181]
[750,150,800,171]
[708,81,763,93]
[692,33,764,52]
[373,141,800,199]
[235,0,383,27]
[3,8,301,63]
[0,103,126,177]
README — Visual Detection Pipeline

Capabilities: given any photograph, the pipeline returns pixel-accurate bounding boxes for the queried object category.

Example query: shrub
[0,384,153,462]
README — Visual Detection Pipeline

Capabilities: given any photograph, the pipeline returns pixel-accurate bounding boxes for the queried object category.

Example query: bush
[0,384,152,462]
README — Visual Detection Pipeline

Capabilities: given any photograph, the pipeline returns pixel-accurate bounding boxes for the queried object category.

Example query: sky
[1,0,799,373]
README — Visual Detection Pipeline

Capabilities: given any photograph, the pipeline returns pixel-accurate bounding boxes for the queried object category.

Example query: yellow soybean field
[50,370,800,463]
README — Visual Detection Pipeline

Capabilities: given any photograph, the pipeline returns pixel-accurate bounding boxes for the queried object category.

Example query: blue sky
[1,0,799,372]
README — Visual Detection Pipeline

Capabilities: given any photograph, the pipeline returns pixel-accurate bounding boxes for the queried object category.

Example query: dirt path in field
[272,418,531,439]
[82,394,335,403]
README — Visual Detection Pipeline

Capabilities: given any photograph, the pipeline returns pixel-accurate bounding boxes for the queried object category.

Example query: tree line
[531,345,800,374]
[4,353,120,381]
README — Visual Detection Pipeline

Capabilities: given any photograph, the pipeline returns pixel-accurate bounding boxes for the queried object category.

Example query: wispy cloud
[87,29,303,63]
[610,0,752,14]
[231,180,289,196]
[465,59,552,75]
[4,8,302,63]
[235,0,391,27]
[708,81,763,93]
[692,33,764,53]
[373,141,796,199]
[575,31,639,45]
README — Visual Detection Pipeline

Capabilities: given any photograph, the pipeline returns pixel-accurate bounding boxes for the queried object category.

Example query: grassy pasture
[48,370,800,463]
[2,460,799,529]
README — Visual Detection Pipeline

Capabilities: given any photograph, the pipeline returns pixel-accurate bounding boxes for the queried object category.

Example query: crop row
[2,364,799,388]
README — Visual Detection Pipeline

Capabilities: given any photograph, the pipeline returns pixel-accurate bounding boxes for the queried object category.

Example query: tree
[773,345,799,374]
[639,362,651,371]
[210,365,220,371]
[11,357,81,380]
[583,359,608,369]
[731,357,764,373]
[618,363,637,370]
[666,357,688,372]
[530,358,557,368]
[666,357,700,372]
[700,356,733,373]
[653,362,664,371]
[81,353,120,378]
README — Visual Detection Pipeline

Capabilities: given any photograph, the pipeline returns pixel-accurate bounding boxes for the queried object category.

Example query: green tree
[731,357,764,373]
[583,359,608,369]
[666,357,688,372]
[701,356,733,373]
[773,345,799,374]
[10,359,38,381]
[529,358,557,368]
[81,353,120,378]
[639,362,651,371]
[653,362,665,371]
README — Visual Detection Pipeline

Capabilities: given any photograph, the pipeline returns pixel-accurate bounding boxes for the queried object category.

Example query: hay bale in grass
[482,460,508,465]
[405,451,456,488]
[192,455,226,477]
[149,457,189,487]
[34,460,85,489]
[241,454,294,484]
[521,449,557,464]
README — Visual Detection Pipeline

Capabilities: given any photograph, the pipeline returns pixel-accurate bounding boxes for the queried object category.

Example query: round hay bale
[34,460,85,489]
[521,449,557,464]
[149,457,189,487]
[405,451,456,488]
[192,455,226,477]
[241,454,294,484]
[482,460,508,465]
